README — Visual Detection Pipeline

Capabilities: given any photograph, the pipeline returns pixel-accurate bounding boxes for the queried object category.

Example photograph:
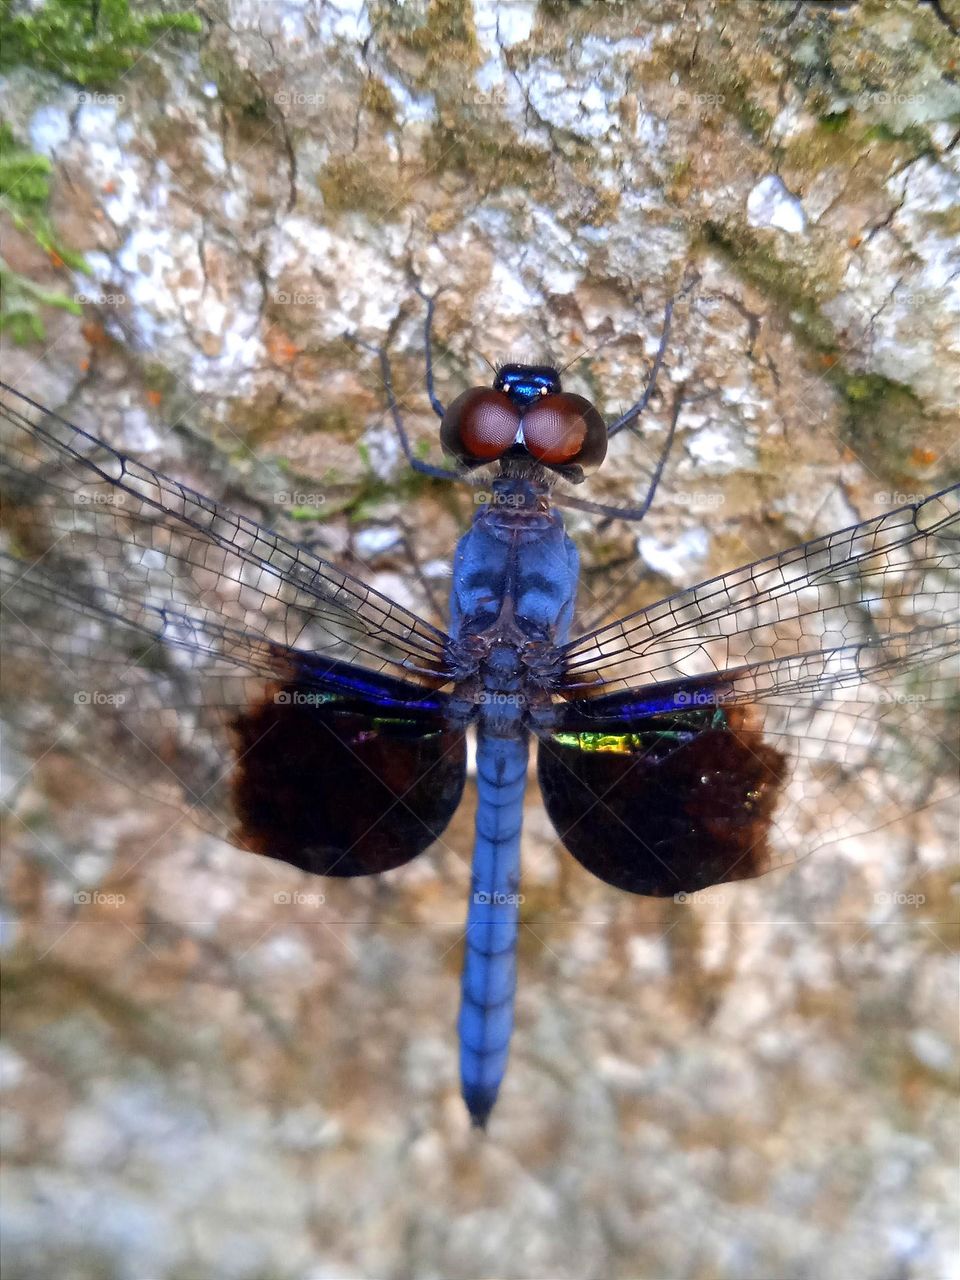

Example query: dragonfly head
[440,362,608,482]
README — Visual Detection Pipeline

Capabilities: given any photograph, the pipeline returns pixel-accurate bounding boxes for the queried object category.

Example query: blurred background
[1,1,958,1277]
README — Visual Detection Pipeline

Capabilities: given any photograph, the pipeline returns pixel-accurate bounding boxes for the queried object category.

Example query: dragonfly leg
[413,284,447,421]
[605,270,699,440]
[344,329,462,482]
[395,528,446,624]
[553,382,687,523]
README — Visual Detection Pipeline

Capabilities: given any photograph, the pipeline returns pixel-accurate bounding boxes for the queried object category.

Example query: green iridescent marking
[552,707,728,754]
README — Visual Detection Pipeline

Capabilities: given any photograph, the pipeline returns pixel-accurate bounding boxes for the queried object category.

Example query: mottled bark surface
[1,2,958,1277]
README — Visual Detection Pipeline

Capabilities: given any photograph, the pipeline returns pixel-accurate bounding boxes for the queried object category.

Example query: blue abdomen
[457,731,528,1126]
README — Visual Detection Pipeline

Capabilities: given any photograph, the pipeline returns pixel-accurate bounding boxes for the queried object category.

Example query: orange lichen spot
[146,389,163,408]
[266,329,300,365]
[819,352,839,368]
[911,446,938,466]
[79,356,91,372]
[48,250,64,268]
[81,320,110,348]
[102,179,116,195]
[848,235,862,248]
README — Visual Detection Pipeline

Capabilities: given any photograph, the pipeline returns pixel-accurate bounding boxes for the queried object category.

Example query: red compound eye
[440,388,521,464]
[520,393,607,469]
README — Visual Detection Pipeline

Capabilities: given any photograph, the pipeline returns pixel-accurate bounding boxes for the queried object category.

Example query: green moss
[700,221,838,355]
[699,223,938,480]
[361,75,397,123]
[734,95,773,140]
[863,121,935,156]
[317,153,406,219]
[345,465,437,523]
[0,0,202,87]
[833,372,927,476]
[0,124,87,342]
[397,0,481,74]
[539,0,592,13]
[142,362,179,397]
[700,68,773,140]
[924,206,960,237]
[199,48,263,115]
[424,119,550,185]
[0,122,51,209]
[818,109,851,132]
[0,263,82,341]
[0,0,201,342]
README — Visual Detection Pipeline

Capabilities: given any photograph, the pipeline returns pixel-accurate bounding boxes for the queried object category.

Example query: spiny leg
[413,284,447,421]
[606,271,698,439]
[394,528,446,626]
[553,381,687,524]
[344,328,461,483]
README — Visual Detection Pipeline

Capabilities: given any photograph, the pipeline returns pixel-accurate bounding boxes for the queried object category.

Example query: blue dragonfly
[1,299,957,1127]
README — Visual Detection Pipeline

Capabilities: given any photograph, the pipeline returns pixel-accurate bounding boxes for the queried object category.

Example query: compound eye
[440,388,521,464]
[520,393,607,470]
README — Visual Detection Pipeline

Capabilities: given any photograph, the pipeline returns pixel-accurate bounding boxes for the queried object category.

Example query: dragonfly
[1,297,958,1128]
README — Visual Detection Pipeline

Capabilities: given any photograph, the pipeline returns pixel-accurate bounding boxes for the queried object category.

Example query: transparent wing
[1,584,466,873]
[561,486,959,699]
[545,488,959,893]
[0,382,452,686]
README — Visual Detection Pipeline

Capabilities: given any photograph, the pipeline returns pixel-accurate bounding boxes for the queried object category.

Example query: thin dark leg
[606,296,675,440]
[344,330,462,483]
[376,343,461,480]
[416,288,447,421]
[395,530,445,624]
[605,271,698,439]
[553,383,686,523]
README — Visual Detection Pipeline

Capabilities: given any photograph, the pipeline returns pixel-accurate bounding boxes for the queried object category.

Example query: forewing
[561,486,959,696]
[1,384,465,874]
[0,382,452,684]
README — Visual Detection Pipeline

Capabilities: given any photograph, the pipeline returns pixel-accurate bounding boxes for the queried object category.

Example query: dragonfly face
[440,361,608,480]
[1,315,957,1129]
